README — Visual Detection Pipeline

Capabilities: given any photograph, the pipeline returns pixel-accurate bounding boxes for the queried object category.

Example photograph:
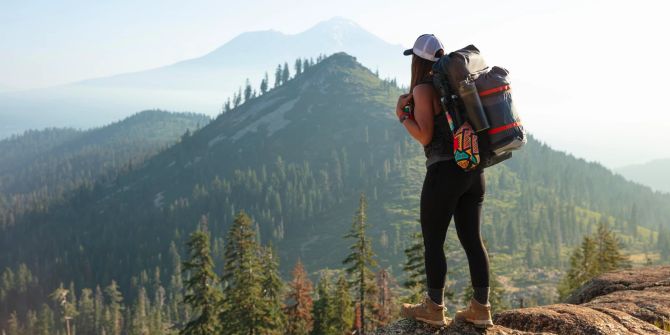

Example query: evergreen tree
[282,62,290,83]
[342,193,377,335]
[285,259,314,335]
[233,88,242,108]
[274,64,282,87]
[104,280,124,335]
[311,274,333,335]
[244,78,253,102]
[130,286,149,335]
[259,244,286,334]
[25,309,38,335]
[402,229,424,302]
[558,222,629,299]
[37,303,55,335]
[168,241,185,325]
[594,220,630,272]
[331,274,354,334]
[220,211,265,334]
[7,311,20,335]
[260,72,269,94]
[50,283,77,335]
[223,98,232,113]
[77,288,96,335]
[295,58,303,76]
[180,217,221,335]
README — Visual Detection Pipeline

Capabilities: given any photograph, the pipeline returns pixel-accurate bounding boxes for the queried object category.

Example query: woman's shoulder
[412,83,436,99]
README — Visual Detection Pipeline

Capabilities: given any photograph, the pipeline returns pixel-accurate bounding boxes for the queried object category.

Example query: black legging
[420,159,490,290]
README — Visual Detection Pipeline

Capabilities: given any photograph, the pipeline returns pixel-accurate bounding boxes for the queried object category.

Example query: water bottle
[458,79,490,132]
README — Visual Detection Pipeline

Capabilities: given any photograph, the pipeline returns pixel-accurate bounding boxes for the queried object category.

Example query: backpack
[432,45,526,168]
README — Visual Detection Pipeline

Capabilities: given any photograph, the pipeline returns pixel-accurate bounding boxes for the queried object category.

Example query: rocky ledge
[375,266,670,335]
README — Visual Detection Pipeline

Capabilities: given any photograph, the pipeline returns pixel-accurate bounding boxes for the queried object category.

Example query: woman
[396,34,493,329]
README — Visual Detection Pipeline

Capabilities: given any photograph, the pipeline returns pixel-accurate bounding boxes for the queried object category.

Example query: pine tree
[130,286,149,335]
[402,229,424,302]
[223,98,232,113]
[25,309,38,335]
[77,288,96,335]
[180,217,221,335]
[258,243,286,334]
[104,280,124,335]
[233,88,242,108]
[285,259,314,335]
[260,72,269,94]
[274,64,282,87]
[295,58,303,76]
[168,241,185,325]
[594,221,630,272]
[50,283,78,335]
[311,274,333,335]
[37,303,55,335]
[282,62,290,83]
[243,78,253,102]
[7,311,21,335]
[220,210,265,334]
[558,222,629,300]
[342,193,377,335]
[331,274,354,334]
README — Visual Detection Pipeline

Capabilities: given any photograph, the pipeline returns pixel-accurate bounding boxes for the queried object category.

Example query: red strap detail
[488,122,520,135]
[479,85,510,97]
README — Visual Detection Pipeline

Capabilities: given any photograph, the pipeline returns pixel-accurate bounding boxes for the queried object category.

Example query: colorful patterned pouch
[447,110,480,171]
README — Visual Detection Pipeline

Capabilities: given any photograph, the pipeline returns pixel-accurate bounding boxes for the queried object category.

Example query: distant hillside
[0,17,406,137]
[1,53,669,317]
[0,110,209,226]
[616,158,670,193]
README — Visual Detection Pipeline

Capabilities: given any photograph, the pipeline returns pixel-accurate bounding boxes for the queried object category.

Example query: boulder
[375,266,670,335]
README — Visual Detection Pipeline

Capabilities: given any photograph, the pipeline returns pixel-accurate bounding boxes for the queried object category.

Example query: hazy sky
[2,0,668,167]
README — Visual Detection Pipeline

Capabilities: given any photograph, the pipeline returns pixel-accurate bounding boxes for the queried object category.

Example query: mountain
[616,158,670,194]
[2,53,670,319]
[0,110,209,227]
[0,17,406,139]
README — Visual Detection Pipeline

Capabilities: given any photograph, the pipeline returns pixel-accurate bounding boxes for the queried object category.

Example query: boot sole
[416,316,448,326]
[468,318,494,329]
[455,316,494,328]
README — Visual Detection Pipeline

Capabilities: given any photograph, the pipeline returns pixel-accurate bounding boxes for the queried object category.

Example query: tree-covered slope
[0,110,209,228]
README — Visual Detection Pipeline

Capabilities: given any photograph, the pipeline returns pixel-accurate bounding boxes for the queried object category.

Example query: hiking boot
[400,292,449,326]
[455,298,494,329]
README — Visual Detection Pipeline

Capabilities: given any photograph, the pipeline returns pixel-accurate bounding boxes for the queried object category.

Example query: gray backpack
[432,45,526,168]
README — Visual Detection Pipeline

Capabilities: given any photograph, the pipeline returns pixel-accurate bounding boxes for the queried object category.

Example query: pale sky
[1,0,669,167]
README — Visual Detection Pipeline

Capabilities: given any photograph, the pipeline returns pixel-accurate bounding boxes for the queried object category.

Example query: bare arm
[395,85,434,146]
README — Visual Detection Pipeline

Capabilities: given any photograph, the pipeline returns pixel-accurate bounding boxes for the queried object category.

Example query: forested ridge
[0,110,209,228]
[1,52,669,334]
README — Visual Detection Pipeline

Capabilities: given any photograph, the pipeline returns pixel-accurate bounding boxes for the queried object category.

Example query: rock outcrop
[375,266,670,335]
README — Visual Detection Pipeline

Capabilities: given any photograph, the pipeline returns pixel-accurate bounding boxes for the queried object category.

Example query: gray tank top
[415,77,454,168]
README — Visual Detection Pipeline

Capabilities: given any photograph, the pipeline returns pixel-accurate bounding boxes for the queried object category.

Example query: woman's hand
[395,93,413,118]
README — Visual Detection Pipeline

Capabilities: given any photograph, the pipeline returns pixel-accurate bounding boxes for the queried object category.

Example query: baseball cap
[403,34,444,62]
